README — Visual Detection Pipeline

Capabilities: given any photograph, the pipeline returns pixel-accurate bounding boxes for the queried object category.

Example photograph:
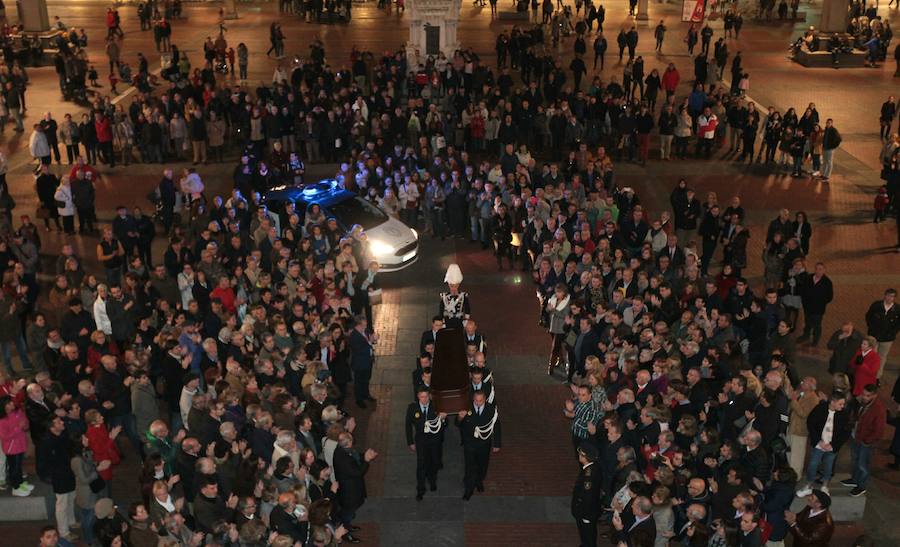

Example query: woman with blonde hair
[739,369,763,397]
[302,360,323,395]
[322,422,345,467]
[832,372,851,395]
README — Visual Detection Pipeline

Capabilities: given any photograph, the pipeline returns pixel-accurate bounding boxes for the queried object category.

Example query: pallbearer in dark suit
[572,443,603,547]
[420,316,444,353]
[405,386,447,500]
[469,367,495,405]
[456,390,501,500]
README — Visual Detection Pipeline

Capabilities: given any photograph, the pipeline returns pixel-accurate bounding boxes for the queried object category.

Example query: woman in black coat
[791,211,812,255]
[329,324,352,408]
[762,466,797,543]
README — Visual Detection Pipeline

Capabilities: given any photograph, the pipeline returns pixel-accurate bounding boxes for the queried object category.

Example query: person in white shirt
[92,284,112,335]
[696,106,718,158]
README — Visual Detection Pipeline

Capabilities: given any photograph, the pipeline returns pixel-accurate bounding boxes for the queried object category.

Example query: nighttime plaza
[0,0,898,546]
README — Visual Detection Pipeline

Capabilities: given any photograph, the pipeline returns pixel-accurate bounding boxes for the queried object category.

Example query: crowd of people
[0,1,898,547]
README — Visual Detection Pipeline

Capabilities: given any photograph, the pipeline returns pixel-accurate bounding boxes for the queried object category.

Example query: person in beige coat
[206,111,226,163]
[787,376,822,477]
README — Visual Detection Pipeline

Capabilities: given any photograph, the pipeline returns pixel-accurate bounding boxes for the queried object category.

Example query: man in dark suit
[572,443,603,547]
[634,369,656,408]
[570,316,600,382]
[420,316,444,353]
[613,495,656,546]
[456,390,501,500]
[470,367,495,405]
[333,432,378,543]
[295,413,321,459]
[597,419,625,504]
[405,387,446,500]
[348,314,377,408]
[463,319,488,356]
[658,234,687,268]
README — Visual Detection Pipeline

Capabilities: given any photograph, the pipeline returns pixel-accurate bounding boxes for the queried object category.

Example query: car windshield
[326,196,388,230]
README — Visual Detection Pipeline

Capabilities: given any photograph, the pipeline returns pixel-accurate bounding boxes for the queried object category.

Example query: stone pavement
[0,1,898,545]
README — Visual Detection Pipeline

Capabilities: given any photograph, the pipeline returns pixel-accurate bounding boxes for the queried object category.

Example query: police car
[262,179,419,272]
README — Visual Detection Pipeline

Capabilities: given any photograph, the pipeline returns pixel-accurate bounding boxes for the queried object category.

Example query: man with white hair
[740,429,771,485]
[25,383,65,446]
[272,430,299,469]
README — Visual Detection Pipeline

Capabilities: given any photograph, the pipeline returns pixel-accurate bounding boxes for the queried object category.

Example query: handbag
[89,476,106,493]
[35,205,50,220]
[55,199,66,209]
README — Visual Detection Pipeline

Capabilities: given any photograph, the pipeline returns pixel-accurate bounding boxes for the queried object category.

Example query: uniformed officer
[572,442,603,547]
[456,389,501,500]
[440,264,471,329]
[405,386,446,500]
[469,367,496,405]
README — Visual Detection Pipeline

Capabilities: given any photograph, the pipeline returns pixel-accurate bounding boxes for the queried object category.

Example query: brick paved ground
[2,1,900,546]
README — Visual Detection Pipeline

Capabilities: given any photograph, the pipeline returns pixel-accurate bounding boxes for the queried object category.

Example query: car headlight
[368,239,396,257]
[411,228,418,240]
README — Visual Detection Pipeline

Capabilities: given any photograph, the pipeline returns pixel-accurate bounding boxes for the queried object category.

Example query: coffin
[430,327,470,413]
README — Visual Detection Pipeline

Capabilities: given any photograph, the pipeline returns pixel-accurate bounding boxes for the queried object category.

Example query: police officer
[572,442,603,547]
[470,367,496,405]
[456,389,501,500]
[405,386,446,501]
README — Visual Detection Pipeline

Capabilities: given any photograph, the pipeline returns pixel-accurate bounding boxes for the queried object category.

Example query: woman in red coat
[84,409,121,482]
[849,336,881,396]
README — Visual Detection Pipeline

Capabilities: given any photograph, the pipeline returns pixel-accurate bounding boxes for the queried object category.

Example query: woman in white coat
[54,175,76,234]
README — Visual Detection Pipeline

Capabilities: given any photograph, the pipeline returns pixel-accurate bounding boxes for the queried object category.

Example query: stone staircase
[0,482,52,522]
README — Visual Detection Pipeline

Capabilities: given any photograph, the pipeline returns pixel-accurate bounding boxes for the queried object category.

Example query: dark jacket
[865,300,900,342]
[38,431,77,493]
[826,328,862,374]
[806,401,851,452]
[799,274,833,315]
[192,492,233,533]
[571,462,603,521]
[348,328,373,371]
[762,479,796,541]
[269,505,309,542]
[333,446,370,511]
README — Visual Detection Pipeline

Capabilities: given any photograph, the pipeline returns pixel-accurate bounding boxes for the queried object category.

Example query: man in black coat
[269,492,310,543]
[420,316,444,354]
[572,443,603,547]
[295,413,322,458]
[60,298,96,352]
[37,417,77,539]
[864,288,900,380]
[348,314,376,408]
[26,383,63,447]
[333,432,377,543]
[456,390,501,500]
[719,376,758,441]
[95,354,142,454]
[613,495,656,546]
[570,316,600,382]
[826,322,863,374]
[192,475,237,533]
[797,393,851,495]
[798,262,834,346]
[405,387,446,500]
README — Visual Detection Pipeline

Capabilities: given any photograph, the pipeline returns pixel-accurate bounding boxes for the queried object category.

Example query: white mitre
[444,264,463,285]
